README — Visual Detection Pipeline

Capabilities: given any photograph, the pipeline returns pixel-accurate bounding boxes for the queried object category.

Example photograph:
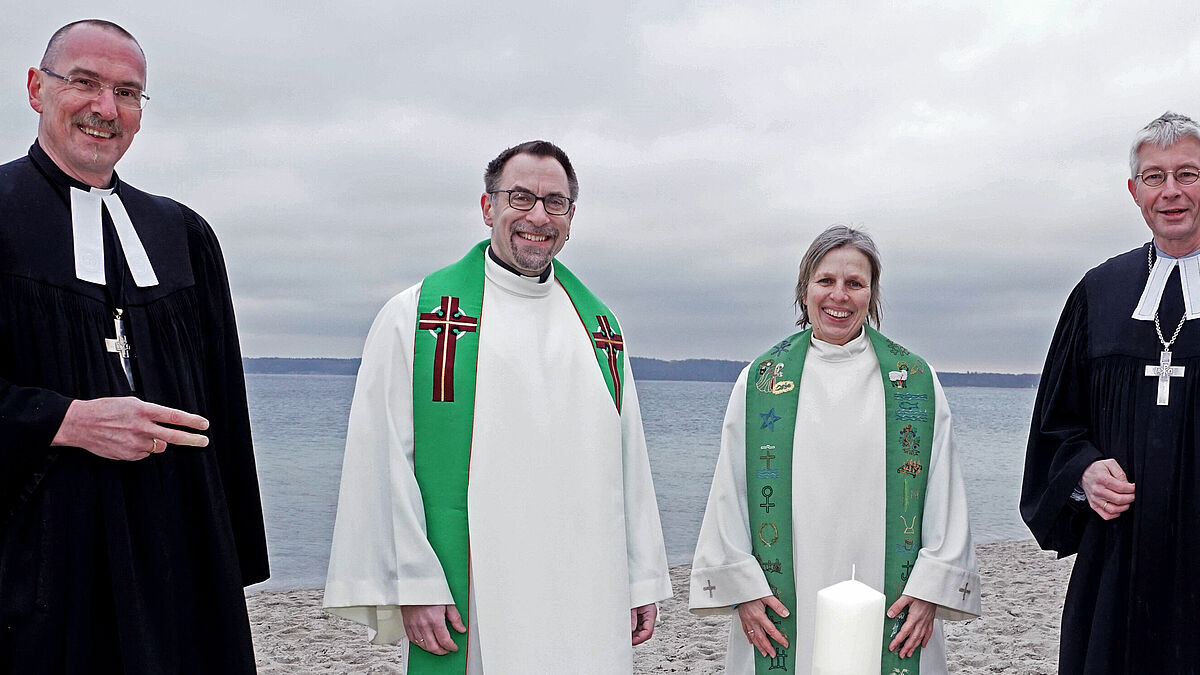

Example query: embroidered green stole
[745,326,935,674]
[409,240,624,673]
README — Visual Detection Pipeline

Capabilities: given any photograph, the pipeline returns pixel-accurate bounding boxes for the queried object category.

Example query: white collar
[483,247,554,299]
[70,185,158,288]
[808,327,871,362]
[1132,245,1200,321]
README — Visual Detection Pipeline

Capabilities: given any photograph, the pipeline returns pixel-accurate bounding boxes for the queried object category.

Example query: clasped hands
[401,602,659,654]
[738,593,935,659]
[52,396,210,461]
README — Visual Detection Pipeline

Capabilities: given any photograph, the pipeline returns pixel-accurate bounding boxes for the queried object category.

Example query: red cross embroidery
[591,314,624,412]
[418,296,479,402]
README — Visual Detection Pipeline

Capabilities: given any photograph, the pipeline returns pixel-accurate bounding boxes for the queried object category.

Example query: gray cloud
[4,1,1199,374]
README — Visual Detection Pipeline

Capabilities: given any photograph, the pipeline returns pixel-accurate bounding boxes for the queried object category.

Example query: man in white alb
[324,140,671,673]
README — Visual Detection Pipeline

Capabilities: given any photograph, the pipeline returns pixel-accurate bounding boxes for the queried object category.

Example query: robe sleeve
[689,366,773,615]
[902,369,982,620]
[0,158,72,461]
[1020,283,1100,556]
[323,284,455,644]
[0,378,71,523]
[184,208,270,586]
[617,351,673,608]
[0,380,72,452]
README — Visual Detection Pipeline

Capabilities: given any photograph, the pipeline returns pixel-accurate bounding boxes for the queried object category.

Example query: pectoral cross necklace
[1145,247,1186,406]
[101,218,136,390]
[105,307,135,390]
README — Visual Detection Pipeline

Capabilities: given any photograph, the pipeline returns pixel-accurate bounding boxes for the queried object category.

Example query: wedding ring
[416,638,425,644]
[747,629,755,635]
[150,438,161,453]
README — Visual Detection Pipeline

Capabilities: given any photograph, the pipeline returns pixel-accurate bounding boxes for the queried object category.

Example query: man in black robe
[0,20,268,673]
[1022,111,1200,674]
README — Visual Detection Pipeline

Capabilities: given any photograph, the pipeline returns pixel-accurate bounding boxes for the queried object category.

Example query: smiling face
[27,23,145,187]
[804,245,874,346]
[1128,135,1200,258]
[481,152,574,275]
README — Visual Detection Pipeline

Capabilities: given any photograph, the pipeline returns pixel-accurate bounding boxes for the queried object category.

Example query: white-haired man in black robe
[0,19,268,672]
[1022,111,1200,674]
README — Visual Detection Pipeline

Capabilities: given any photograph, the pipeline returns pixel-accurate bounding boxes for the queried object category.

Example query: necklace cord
[1149,245,1187,350]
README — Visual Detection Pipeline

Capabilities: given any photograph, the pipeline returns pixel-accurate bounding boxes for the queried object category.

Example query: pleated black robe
[1022,243,1200,674]
[0,143,268,674]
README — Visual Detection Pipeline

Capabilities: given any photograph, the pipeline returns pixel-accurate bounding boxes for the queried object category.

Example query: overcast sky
[3,1,1198,373]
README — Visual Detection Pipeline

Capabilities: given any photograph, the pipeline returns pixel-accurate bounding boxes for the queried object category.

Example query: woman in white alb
[689,226,980,674]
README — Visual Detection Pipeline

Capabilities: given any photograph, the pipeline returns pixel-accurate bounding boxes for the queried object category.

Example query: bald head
[40,20,144,72]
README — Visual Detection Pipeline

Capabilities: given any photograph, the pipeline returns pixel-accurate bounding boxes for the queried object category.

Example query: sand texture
[250,539,1072,673]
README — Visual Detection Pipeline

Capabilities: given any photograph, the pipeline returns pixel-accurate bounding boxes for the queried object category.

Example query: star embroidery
[770,339,791,356]
[759,408,781,431]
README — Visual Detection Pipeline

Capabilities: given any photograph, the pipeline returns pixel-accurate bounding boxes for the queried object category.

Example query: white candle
[811,578,885,675]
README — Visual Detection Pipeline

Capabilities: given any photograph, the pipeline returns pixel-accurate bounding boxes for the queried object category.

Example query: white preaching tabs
[1132,250,1200,321]
[70,186,159,287]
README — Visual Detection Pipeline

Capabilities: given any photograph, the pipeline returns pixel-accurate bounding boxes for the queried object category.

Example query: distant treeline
[243,358,360,376]
[936,372,1039,388]
[630,358,747,382]
[243,357,1038,388]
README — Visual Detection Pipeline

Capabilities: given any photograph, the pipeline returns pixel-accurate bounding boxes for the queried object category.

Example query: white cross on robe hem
[70,186,159,287]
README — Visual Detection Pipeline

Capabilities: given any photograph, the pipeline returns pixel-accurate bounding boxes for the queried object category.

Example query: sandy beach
[249,539,1071,674]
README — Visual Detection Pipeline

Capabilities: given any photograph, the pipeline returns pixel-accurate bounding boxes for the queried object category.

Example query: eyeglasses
[1136,167,1200,187]
[488,189,574,216]
[40,68,150,110]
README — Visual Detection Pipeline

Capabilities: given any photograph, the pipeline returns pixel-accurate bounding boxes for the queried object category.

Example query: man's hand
[51,397,210,461]
[631,602,657,645]
[1081,458,1135,520]
[401,604,466,655]
[736,594,791,658]
[886,595,936,658]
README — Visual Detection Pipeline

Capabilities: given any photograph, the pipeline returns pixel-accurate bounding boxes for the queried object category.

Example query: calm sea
[245,375,1036,592]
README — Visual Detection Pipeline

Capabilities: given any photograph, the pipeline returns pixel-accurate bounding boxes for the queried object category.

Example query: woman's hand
[886,595,936,658]
[736,595,791,658]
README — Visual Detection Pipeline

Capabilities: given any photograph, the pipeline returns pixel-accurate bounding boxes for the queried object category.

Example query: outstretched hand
[631,603,657,645]
[736,594,790,658]
[52,397,210,461]
[1080,459,1135,520]
[401,604,466,655]
[886,594,935,659]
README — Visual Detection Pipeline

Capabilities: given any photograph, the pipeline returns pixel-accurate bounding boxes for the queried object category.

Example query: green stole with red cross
[744,326,934,674]
[409,240,625,673]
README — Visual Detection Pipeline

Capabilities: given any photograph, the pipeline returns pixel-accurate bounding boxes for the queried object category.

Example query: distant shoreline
[243,357,1039,388]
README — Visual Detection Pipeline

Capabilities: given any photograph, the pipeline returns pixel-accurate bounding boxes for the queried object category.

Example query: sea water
[245,375,1035,592]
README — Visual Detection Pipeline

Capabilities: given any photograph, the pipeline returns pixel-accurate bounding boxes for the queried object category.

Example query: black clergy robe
[1022,243,1200,675]
[0,143,268,673]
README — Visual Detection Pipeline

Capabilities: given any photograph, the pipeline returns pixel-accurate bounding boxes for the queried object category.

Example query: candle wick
[852,564,856,581]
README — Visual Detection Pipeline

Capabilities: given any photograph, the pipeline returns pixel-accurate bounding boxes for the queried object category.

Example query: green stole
[409,240,624,673]
[744,326,935,674]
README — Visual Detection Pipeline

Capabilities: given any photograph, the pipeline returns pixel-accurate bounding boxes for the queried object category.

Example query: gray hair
[40,20,144,71]
[794,225,883,329]
[1129,111,1200,178]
